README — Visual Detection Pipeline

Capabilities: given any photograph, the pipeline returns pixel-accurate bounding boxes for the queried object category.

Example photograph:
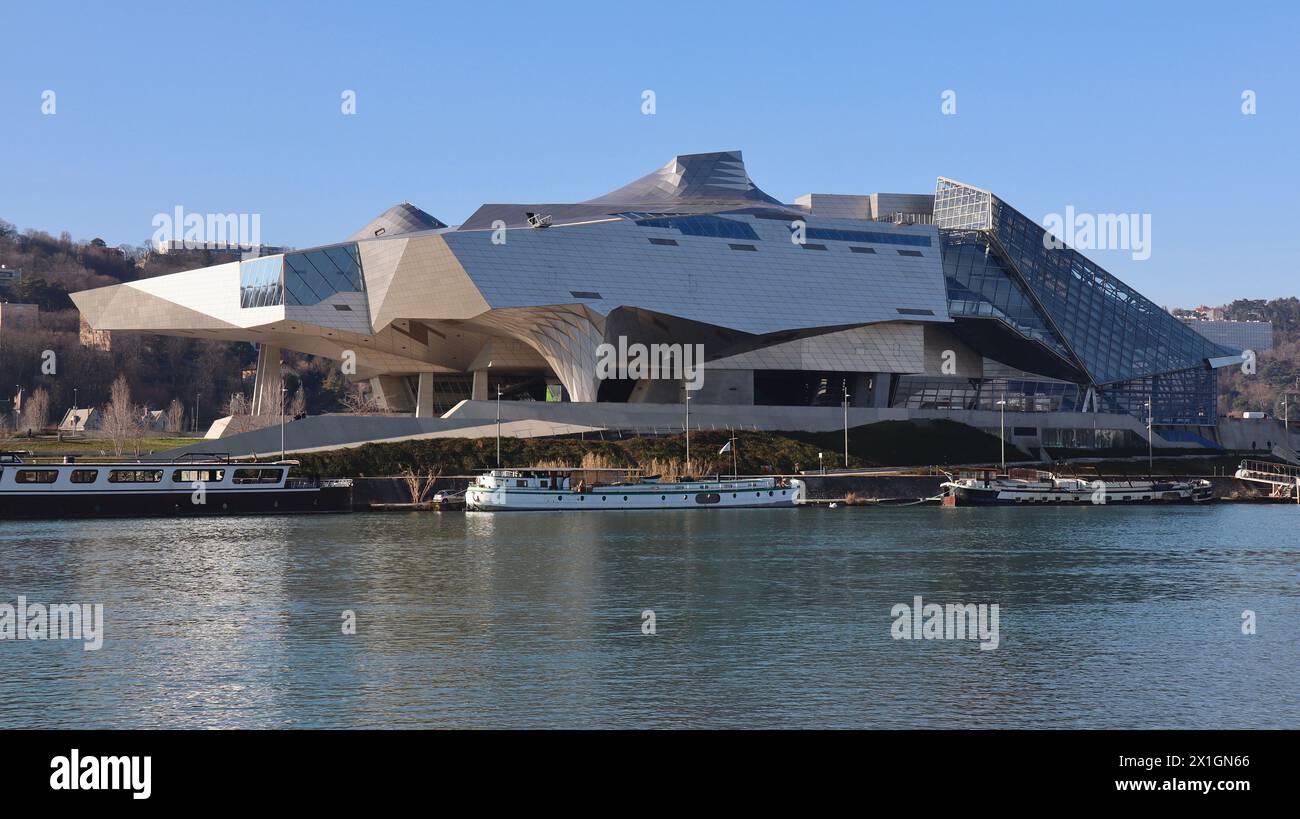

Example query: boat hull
[0,486,352,520]
[943,483,1212,507]
[466,480,805,511]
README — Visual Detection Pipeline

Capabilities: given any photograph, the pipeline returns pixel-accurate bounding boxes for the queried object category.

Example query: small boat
[0,452,352,519]
[465,468,806,511]
[940,469,1213,506]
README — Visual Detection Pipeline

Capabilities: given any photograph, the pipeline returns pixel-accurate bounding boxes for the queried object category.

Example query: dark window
[16,470,58,484]
[728,243,757,251]
[1012,427,1038,437]
[802,226,932,247]
[897,249,924,257]
[70,470,99,483]
[332,304,353,311]
[108,470,163,483]
[849,246,877,254]
[569,291,603,300]
[695,492,721,504]
[799,243,828,251]
[635,214,760,241]
[232,468,284,485]
[647,237,678,246]
[896,308,935,316]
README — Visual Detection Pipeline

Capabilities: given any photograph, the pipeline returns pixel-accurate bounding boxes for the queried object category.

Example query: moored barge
[941,469,1213,506]
[0,453,352,519]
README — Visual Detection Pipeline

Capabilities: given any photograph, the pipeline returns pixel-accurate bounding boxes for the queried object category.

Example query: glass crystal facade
[239,244,365,309]
[932,178,1231,425]
[940,231,1073,361]
[239,255,283,309]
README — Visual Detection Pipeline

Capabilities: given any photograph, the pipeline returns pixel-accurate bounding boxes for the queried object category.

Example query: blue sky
[1,0,1297,306]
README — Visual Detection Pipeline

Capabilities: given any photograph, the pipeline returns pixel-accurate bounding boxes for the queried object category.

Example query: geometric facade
[72,151,1232,426]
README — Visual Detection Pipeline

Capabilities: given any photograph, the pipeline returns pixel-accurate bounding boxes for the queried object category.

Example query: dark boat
[940,469,1213,507]
[0,452,352,519]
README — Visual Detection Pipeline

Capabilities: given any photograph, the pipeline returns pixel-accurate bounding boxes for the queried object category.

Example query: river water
[1,505,1296,728]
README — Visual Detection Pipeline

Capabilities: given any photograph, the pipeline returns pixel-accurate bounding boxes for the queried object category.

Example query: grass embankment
[293,420,1027,477]
[1,436,198,456]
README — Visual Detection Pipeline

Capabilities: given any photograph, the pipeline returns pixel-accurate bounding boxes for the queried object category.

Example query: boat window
[516,480,527,487]
[695,492,721,504]
[70,470,99,483]
[174,469,226,483]
[233,468,283,484]
[16,469,59,484]
[108,470,164,483]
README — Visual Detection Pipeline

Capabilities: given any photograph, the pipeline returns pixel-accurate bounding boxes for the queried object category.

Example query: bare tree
[102,375,141,456]
[399,467,441,504]
[339,381,383,414]
[225,393,253,435]
[289,386,306,419]
[19,387,49,434]
[165,398,185,433]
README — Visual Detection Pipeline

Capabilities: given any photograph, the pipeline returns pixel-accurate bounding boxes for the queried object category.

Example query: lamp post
[996,393,1008,473]
[818,451,824,475]
[495,384,502,468]
[279,384,286,462]
[194,391,201,434]
[842,382,850,469]
[1144,397,1154,476]
[684,393,691,477]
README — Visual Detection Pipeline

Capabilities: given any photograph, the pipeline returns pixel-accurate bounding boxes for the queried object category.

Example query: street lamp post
[280,384,287,462]
[1144,397,1154,476]
[684,393,691,477]
[194,391,201,434]
[495,384,503,468]
[996,393,1008,473]
[842,382,850,468]
[818,451,824,475]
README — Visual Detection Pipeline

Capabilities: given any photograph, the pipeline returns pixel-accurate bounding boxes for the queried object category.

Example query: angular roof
[458,150,801,231]
[583,150,785,208]
[350,202,447,242]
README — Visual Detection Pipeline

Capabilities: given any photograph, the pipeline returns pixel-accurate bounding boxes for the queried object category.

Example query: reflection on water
[0,505,1296,728]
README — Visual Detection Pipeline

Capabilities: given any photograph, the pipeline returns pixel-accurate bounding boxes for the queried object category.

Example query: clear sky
[1,0,1297,306]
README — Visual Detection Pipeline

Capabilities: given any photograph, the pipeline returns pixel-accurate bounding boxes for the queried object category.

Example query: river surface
[1,505,1296,728]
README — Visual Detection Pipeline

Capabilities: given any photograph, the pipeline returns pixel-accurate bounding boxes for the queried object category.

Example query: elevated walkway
[1233,459,1300,500]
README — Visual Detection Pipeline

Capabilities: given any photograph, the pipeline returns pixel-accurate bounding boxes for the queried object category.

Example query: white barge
[465,468,806,511]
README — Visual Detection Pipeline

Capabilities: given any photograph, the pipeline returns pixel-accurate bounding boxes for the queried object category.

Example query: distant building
[0,265,21,285]
[58,407,102,432]
[141,409,169,432]
[1180,318,1274,354]
[79,314,113,351]
[155,240,286,256]
[0,302,39,335]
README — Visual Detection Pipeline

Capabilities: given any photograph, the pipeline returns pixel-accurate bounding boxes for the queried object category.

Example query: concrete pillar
[415,372,435,417]
[471,370,489,401]
[850,373,873,408]
[868,373,893,408]
[250,344,282,416]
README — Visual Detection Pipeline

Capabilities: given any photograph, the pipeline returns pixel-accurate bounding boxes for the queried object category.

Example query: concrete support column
[415,372,435,417]
[868,373,893,408]
[250,344,282,416]
[850,373,873,408]
[471,369,489,401]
